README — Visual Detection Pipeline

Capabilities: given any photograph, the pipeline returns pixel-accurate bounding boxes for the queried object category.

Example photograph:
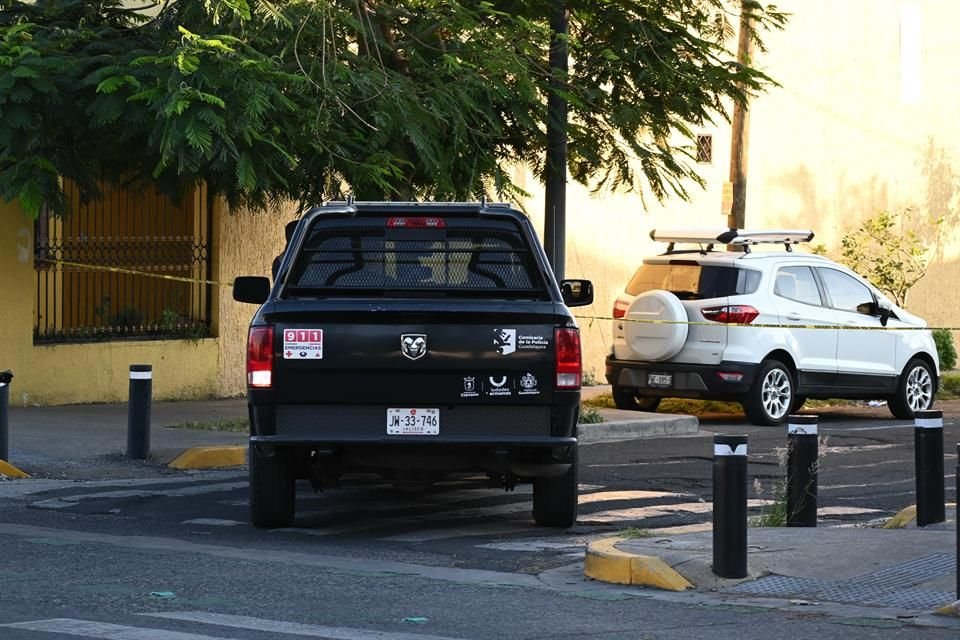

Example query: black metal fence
[33,181,212,344]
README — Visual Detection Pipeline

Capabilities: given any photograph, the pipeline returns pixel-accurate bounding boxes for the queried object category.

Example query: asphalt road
[1,403,958,638]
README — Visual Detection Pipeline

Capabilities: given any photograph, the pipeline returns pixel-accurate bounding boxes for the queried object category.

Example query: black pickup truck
[233,201,593,529]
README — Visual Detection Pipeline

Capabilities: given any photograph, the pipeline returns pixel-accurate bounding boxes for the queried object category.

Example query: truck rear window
[625,263,760,300]
[286,217,546,297]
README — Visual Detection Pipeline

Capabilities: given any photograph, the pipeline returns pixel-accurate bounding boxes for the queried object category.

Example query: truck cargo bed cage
[650,228,815,254]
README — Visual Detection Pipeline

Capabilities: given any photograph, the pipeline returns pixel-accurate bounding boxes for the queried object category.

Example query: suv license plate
[647,373,672,388]
[387,408,440,435]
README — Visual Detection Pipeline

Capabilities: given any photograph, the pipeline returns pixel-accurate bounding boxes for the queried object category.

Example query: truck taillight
[613,298,630,319]
[247,326,274,388]
[555,328,582,389]
[701,305,759,324]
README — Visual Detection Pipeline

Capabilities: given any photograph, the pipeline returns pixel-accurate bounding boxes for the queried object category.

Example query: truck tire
[888,358,935,419]
[250,444,295,528]
[612,385,662,412]
[533,447,578,527]
[743,359,794,426]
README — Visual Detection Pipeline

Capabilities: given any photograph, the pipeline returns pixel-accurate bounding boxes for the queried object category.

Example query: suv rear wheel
[612,385,662,412]
[250,444,295,528]
[743,360,794,426]
[533,447,578,527]
[888,358,935,419]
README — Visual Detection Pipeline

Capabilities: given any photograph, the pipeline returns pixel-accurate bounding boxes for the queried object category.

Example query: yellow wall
[0,200,219,406]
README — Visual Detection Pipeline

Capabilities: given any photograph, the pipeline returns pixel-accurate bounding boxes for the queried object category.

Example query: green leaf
[11,66,39,79]
[18,180,43,219]
[96,76,126,95]
[236,152,256,190]
[175,52,201,76]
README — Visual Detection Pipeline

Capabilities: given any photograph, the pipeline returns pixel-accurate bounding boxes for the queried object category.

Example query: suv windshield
[625,263,760,300]
[286,216,547,298]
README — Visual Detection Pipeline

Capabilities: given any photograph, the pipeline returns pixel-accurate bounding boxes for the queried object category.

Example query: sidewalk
[583,506,960,627]
[0,385,697,479]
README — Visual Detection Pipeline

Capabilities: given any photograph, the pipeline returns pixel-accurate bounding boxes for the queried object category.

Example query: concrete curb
[581,413,698,443]
[584,537,693,591]
[168,446,247,470]
[0,459,29,479]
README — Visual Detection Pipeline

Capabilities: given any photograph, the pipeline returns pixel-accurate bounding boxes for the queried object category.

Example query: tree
[839,208,940,308]
[0,0,787,218]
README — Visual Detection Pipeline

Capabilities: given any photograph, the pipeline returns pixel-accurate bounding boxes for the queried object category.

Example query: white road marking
[379,522,547,543]
[0,471,245,499]
[181,518,245,526]
[29,482,248,509]
[817,506,884,516]
[0,618,238,640]
[821,424,914,432]
[144,611,469,640]
[580,499,769,523]
[476,540,584,552]
[578,490,689,503]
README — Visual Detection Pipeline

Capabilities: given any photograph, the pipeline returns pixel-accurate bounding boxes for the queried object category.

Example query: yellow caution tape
[574,313,960,332]
[40,259,236,288]
[36,259,960,332]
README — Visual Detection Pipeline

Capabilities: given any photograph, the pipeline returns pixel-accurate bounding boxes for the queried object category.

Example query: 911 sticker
[283,329,323,359]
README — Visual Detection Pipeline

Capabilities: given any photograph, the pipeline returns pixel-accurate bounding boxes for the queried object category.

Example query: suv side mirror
[857,300,891,326]
[233,276,271,305]
[560,279,594,307]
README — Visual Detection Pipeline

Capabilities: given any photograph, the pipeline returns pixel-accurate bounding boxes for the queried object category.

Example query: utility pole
[544,0,568,282]
[727,2,753,232]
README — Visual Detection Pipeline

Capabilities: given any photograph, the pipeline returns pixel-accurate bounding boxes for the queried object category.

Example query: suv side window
[818,268,874,314]
[774,266,822,306]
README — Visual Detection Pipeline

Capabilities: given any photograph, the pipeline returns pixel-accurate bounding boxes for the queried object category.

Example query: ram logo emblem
[401,334,427,360]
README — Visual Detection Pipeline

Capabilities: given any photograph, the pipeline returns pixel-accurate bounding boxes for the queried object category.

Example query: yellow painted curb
[168,446,246,470]
[0,459,30,478]
[584,537,693,591]
[935,601,960,616]
[883,505,917,529]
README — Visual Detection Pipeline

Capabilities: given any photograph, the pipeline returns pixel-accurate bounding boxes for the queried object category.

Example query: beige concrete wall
[214,199,300,397]
[746,0,960,346]
[0,200,219,406]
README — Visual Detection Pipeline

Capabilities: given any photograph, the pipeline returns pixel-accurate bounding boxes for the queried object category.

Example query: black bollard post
[0,370,12,462]
[126,364,153,460]
[915,409,945,527]
[956,443,959,601]
[786,414,819,527]
[713,434,748,579]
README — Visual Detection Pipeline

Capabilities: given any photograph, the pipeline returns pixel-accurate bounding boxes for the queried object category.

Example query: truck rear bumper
[251,435,576,447]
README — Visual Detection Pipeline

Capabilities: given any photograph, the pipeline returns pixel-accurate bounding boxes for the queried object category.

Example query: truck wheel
[888,358,935,419]
[533,447,578,528]
[250,444,295,528]
[743,359,794,426]
[612,385,661,412]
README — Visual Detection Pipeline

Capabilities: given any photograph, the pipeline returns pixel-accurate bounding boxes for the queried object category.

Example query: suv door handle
[786,313,801,321]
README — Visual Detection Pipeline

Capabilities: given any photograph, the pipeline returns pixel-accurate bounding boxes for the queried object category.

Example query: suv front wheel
[743,360,794,426]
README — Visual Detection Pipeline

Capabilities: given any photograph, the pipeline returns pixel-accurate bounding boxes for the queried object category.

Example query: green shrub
[578,406,604,424]
[933,329,957,371]
[939,373,960,399]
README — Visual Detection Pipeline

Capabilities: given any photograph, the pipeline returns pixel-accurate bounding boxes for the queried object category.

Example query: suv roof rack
[650,228,815,254]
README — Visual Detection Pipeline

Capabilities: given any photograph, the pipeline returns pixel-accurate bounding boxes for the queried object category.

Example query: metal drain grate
[729,553,956,610]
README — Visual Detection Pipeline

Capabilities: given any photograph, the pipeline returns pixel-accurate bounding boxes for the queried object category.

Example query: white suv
[605,229,939,426]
